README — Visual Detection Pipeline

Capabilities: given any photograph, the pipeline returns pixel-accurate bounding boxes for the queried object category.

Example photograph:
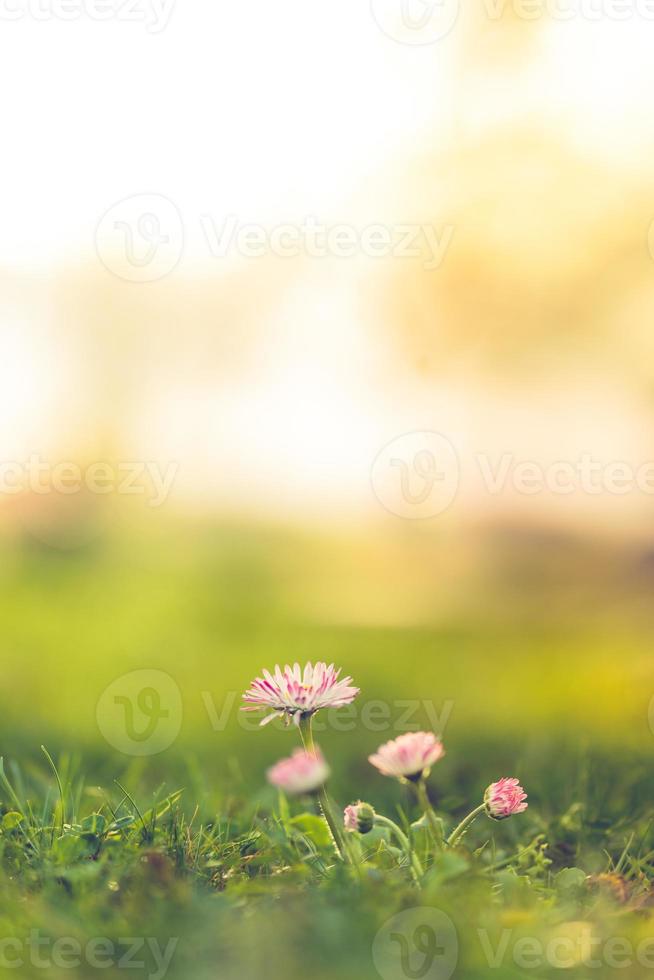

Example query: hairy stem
[415,779,444,849]
[298,714,347,861]
[447,804,486,847]
[374,814,423,886]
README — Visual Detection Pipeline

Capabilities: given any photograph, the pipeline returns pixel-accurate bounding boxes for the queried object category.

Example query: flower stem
[415,779,444,849]
[374,814,423,886]
[298,715,347,862]
[447,803,486,847]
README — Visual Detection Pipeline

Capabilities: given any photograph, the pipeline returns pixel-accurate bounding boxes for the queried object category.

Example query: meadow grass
[0,521,653,978]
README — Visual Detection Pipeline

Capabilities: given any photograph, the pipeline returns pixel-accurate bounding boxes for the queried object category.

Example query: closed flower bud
[484,778,528,820]
[343,801,375,834]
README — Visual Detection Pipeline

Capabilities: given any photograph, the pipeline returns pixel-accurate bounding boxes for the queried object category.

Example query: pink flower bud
[344,801,375,834]
[484,778,528,820]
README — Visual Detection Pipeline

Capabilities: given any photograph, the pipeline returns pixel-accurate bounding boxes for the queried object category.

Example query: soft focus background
[2,3,654,977]
[2,0,653,769]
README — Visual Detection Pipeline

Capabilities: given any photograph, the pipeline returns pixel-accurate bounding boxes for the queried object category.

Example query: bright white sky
[0,4,652,268]
[0,1,451,267]
[2,3,654,531]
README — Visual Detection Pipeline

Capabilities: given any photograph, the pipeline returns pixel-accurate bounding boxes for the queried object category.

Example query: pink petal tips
[343,801,375,834]
[484,778,528,820]
[368,731,445,780]
[242,661,359,727]
[266,747,330,795]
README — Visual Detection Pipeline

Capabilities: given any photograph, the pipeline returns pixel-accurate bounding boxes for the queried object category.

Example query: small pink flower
[484,778,528,820]
[266,747,330,795]
[242,661,359,727]
[344,801,375,834]
[369,732,445,780]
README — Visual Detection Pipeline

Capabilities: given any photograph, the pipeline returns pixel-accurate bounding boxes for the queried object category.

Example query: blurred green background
[2,513,651,791]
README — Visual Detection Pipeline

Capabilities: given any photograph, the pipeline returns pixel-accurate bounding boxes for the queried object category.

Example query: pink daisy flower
[484,778,528,820]
[242,661,359,727]
[266,747,330,795]
[369,731,445,780]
